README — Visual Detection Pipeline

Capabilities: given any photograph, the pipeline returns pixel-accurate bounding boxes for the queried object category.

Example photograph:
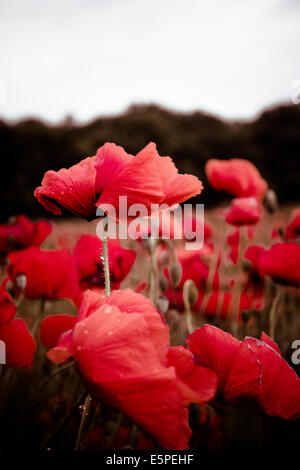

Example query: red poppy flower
[225,197,262,226]
[47,289,195,449]
[187,325,300,419]
[285,209,300,240]
[0,286,16,326]
[34,142,203,220]
[227,227,255,264]
[258,242,300,287]
[164,248,218,311]
[227,229,240,264]
[0,215,52,255]
[200,287,262,319]
[200,291,231,318]
[73,235,136,289]
[40,314,77,349]
[0,318,36,367]
[205,158,267,201]
[271,225,280,240]
[244,245,266,274]
[7,247,81,302]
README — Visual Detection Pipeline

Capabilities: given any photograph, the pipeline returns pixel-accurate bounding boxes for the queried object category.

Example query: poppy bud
[241,309,251,323]
[183,279,198,306]
[263,189,278,214]
[159,274,168,293]
[242,260,252,272]
[16,273,27,292]
[170,262,182,287]
[277,227,285,237]
[156,296,169,314]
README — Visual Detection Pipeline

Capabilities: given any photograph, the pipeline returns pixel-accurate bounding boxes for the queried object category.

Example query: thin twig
[39,360,77,392]
[41,390,86,450]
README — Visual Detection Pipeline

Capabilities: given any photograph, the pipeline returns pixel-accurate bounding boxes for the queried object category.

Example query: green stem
[183,280,195,335]
[75,222,111,451]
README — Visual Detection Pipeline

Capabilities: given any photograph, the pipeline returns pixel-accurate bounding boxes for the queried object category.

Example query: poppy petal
[46,329,75,364]
[167,346,218,404]
[0,286,16,326]
[157,155,203,206]
[106,289,170,364]
[94,143,133,193]
[0,318,36,367]
[40,314,77,349]
[245,337,300,420]
[34,157,97,218]
[96,145,164,220]
[187,325,240,392]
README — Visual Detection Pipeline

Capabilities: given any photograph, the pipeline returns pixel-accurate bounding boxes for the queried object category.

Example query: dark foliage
[0,103,299,221]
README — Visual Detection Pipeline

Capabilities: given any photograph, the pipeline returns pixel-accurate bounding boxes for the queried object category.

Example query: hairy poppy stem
[183,280,196,334]
[102,222,111,297]
[75,222,111,451]
[269,285,283,340]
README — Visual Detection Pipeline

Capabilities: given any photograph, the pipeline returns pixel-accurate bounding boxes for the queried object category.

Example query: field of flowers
[0,142,299,450]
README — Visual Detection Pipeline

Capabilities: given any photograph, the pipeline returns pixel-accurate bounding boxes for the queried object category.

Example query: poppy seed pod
[183,279,199,306]
[16,273,27,292]
[242,260,252,272]
[277,227,285,237]
[263,189,278,214]
[241,309,252,323]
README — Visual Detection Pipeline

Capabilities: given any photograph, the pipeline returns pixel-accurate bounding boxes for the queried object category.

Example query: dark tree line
[0,103,299,221]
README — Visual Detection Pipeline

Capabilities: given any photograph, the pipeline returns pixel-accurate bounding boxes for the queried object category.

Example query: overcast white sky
[0,0,299,123]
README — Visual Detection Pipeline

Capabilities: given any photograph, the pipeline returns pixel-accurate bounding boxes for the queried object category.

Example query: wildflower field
[0,141,299,452]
